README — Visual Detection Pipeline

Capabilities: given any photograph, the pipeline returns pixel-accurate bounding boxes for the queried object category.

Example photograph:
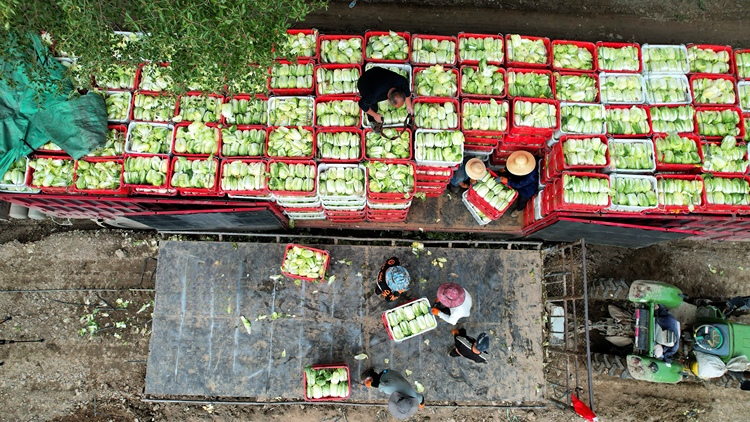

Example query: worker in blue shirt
[497,150,539,218]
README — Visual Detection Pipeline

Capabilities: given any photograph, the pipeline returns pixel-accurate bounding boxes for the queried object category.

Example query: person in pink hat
[431,282,472,325]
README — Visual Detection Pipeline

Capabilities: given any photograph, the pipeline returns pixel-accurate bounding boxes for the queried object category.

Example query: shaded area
[146,241,544,404]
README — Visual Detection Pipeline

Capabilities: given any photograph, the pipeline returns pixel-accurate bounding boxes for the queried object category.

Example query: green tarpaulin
[0,33,107,178]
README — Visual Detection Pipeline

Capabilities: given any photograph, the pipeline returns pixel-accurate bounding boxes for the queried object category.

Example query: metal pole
[581,238,595,411]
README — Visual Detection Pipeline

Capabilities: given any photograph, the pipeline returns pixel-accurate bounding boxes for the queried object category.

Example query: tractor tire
[590,353,633,379]
[589,278,630,301]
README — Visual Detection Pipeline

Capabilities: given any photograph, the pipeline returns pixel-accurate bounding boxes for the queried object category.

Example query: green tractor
[590,279,750,387]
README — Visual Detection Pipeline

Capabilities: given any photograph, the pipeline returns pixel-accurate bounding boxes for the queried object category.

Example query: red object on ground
[571,394,598,422]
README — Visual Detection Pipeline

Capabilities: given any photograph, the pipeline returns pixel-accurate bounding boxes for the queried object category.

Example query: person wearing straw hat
[431,282,472,325]
[361,368,426,419]
[449,329,490,364]
[375,256,411,302]
[498,150,540,218]
[449,157,487,193]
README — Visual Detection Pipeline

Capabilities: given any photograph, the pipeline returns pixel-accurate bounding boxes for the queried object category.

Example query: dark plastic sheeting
[126,210,283,231]
[527,219,690,248]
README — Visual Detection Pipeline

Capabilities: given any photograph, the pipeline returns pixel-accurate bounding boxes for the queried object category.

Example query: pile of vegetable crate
[382,298,438,342]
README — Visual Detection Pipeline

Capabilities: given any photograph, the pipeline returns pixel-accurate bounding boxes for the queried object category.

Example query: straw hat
[437,282,466,308]
[465,158,487,180]
[388,392,420,419]
[506,151,536,176]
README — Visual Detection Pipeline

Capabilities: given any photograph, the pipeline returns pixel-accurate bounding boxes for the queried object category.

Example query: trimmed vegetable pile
[414,101,458,129]
[267,126,314,158]
[597,45,640,72]
[320,37,363,64]
[658,177,703,208]
[175,95,222,123]
[366,31,409,61]
[415,130,464,164]
[737,52,750,79]
[316,67,359,95]
[128,123,171,154]
[696,108,741,137]
[507,70,552,98]
[268,97,314,126]
[316,100,360,127]
[513,100,557,129]
[269,162,316,192]
[556,73,597,102]
[317,131,361,161]
[461,60,504,96]
[655,133,701,164]
[462,99,509,132]
[563,137,607,166]
[473,172,517,211]
[562,174,610,206]
[688,46,731,74]
[385,300,437,341]
[606,106,649,135]
[220,161,266,192]
[702,136,748,173]
[89,128,125,157]
[415,65,457,97]
[691,77,736,105]
[133,94,176,122]
[367,162,414,194]
[286,32,316,58]
[221,127,265,157]
[170,157,217,189]
[1,158,26,186]
[138,64,173,91]
[611,176,657,208]
[459,36,504,63]
[650,105,694,133]
[553,43,594,71]
[739,84,750,111]
[282,246,328,280]
[560,104,605,134]
[365,129,410,159]
[319,166,365,197]
[221,97,267,125]
[124,156,168,186]
[611,140,654,170]
[642,46,689,73]
[600,74,644,103]
[271,62,314,91]
[704,177,750,206]
[645,75,689,104]
[104,91,130,121]
[29,158,74,188]
[304,366,349,399]
[174,122,219,155]
[507,34,547,65]
[412,37,456,65]
[96,64,135,90]
[74,160,121,191]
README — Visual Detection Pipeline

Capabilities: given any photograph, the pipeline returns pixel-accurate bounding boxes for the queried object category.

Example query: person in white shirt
[431,282,472,325]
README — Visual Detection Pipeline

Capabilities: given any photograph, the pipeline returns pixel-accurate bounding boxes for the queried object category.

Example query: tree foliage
[0,0,328,95]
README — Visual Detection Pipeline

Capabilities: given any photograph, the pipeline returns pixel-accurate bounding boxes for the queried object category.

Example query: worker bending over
[357,67,413,125]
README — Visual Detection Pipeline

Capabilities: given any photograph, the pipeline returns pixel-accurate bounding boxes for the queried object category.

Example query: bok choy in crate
[124,156,168,186]
[562,174,610,206]
[221,127,265,157]
[269,162,316,192]
[221,161,266,192]
[316,100,360,127]
[702,136,748,173]
[170,157,217,189]
[367,162,414,194]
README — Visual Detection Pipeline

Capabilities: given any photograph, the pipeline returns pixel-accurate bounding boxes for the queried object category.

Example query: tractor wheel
[590,353,633,379]
[589,278,630,301]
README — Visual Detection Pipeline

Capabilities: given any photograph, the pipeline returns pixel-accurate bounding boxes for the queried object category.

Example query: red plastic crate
[366,161,416,201]
[505,34,551,68]
[459,65,506,99]
[268,159,317,197]
[510,98,560,136]
[465,136,501,147]
[314,95,363,127]
[523,194,537,226]
[413,66,459,98]
[689,73,738,106]
[317,35,365,65]
[171,121,221,157]
[27,156,75,193]
[168,156,220,196]
[218,125,266,159]
[745,112,750,142]
[122,153,175,196]
[466,180,517,219]
[500,134,547,146]
[461,98,509,136]
[701,140,748,176]
[284,29,319,61]
[416,180,448,190]
[218,159,268,196]
[546,171,610,212]
[551,40,598,72]
[457,32,504,66]
[282,244,331,283]
[314,64,362,97]
[694,106,745,140]
[86,124,128,161]
[605,105,652,138]
[173,92,223,123]
[507,68,555,99]
[265,126,316,160]
[367,209,410,221]
[649,104,697,135]
[464,144,496,154]
[364,31,411,63]
[553,71,600,103]
[410,34,458,66]
[129,91,177,122]
[362,128,413,161]
[315,127,363,163]
[653,133,704,172]
[72,159,129,196]
[134,62,170,92]
[220,94,268,126]
[735,49,750,80]
[700,175,750,214]
[268,59,315,96]
[413,97,460,130]
[416,173,453,183]
[547,135,609,179]
[595,42,642,73]
[687,44,734,75]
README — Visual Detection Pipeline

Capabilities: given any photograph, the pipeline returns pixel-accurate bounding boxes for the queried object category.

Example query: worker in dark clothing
[361,368,425,419]
[357,67,413,125]
[449,329,490,363]
[497,150,540,218]
[375,257,410,301]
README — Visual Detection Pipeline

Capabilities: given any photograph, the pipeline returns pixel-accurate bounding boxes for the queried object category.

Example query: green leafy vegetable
[642,45,689,73]
[267,126,313,158]
[513,100,557,129]
[555,73,597,102]
[650,105,694,133]
[268,162,316,192]
[692,77,736,105]
[366,162,414,194]
[507,34,548,65]
[460,60,505,96]
[610,140,654,170]
[696,109,741,137]
[268,97,314,126]
[645,75,690,104]
[704,176,750,205]
[562,137,608,166]
[174,122,219,155]
[29,158,74,188]
[412,36,456,65]
[655,133,701,164]
[320,37,363,64]
[702,136,748,173]
[88,128,126,157]
[414,101,458,130]
[75,160,122,191]
[132,93,176,122]
[316,100,361,127]
[282,246,327,280]
[597,45,640,72]
[270,62,314,90]
[318,165,365,197]
[606,106,649,135]
[316,67,360,95]
[221,161,266,192]
[124,156,168,186]
[221,126,265,157]
[170,157,217,189]
[600,74,644,103]
[365,130,410,159]
[472,172,517,211]
[459,36,504,63]
[221,97,267,125]
[415,65,457,97]
[688,46,731,74]
[657,177,703,209]
[174,95,222,123]
[560,104,605,134]
[562,174,610,206]
[415,130,464,164]
[507,70,552,98]
[462,99,509,132]
[611,176,657,208]
[553,43,593,70]
[366,31,409,61]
